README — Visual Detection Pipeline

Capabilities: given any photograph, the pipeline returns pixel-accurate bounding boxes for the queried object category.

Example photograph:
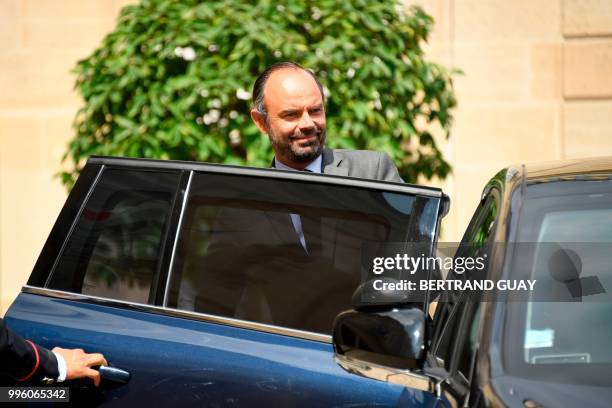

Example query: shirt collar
[274,154,322,174]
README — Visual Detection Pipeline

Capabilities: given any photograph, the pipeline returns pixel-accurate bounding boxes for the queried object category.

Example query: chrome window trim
[333,355,459,406]
[22,285,331,343]
[163,170,193,307]
[334,354,437,393]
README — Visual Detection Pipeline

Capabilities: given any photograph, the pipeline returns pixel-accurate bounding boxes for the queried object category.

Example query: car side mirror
[333,307,426,370]
[332,305,443,397]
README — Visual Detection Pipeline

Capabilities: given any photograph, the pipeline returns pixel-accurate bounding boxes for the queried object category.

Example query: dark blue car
[4,156,448,406]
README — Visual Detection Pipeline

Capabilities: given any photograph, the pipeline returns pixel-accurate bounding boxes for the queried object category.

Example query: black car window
[47,168,180,304]
[166,171,441,334]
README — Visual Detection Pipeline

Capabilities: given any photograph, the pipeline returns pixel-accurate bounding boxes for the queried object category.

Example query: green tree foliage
[63,0,457,188]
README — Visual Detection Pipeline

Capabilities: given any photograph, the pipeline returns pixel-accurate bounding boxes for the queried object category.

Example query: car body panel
[6,291,433,407]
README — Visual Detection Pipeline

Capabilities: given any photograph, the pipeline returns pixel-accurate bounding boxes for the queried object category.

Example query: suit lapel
[319,148,344,257]
[322,148,348,177]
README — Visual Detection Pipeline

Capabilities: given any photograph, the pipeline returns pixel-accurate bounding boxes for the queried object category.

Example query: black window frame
[429,187,500,378]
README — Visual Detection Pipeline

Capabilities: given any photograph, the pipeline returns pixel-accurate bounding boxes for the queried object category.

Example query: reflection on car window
[167,172,440,334]
[506,179,612,385]
[48,169,179,304]
[525,207,612,365]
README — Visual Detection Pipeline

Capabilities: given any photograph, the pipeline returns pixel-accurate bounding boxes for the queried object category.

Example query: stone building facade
[1,0,611,312]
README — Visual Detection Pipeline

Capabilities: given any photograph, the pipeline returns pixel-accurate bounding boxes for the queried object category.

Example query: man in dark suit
[250,61,403,182]
[1,317,107,385]
[191,63,403,332]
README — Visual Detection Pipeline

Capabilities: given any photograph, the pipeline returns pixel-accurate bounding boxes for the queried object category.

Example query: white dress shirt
[273,155,322,252]
[52,351,67,381]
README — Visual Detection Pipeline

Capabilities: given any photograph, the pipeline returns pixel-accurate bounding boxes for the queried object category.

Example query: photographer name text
[373,279,536,291]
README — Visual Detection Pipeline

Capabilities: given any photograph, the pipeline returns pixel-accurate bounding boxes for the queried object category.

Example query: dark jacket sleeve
[0,318,59,382]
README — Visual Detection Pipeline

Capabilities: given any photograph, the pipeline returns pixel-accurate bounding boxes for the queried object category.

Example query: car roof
[523,156,612,181]
[485,156,612,201]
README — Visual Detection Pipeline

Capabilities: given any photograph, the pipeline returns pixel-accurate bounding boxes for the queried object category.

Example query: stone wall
[1,0,611,313]
[408,0,612,241]
[0,0,134,313]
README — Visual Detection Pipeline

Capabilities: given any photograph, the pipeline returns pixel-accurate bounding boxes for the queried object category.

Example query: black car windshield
[504,177,612,386]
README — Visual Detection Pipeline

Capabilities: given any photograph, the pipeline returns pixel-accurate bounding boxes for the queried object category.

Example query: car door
[5,157,446,407]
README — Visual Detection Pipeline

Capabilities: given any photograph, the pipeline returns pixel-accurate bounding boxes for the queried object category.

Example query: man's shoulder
[327,148,384,162]
[323,148,402,182]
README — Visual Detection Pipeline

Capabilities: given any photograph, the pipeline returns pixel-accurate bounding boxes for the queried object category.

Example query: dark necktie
[300,169,322,255]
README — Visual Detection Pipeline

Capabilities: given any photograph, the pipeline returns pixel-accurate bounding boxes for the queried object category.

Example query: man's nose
[298,111,315,129]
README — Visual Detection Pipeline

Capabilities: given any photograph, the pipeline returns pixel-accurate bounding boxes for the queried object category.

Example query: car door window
[47,168,180,304]
[166,171,442,334]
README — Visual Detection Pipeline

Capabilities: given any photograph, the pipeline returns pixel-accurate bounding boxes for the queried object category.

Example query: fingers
[84,368,101,387]
[87,353,108,367]
[53,347,108,386]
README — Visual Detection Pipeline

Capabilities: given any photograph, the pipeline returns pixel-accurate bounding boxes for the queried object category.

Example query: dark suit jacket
[0,317,59,383]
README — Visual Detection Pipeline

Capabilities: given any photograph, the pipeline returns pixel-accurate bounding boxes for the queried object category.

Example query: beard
[268,125,326,163]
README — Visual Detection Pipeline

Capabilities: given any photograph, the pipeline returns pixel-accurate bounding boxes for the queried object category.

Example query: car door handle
[98,365,131,384]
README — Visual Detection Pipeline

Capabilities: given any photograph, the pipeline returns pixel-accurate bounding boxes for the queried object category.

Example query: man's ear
[250,109,268,134]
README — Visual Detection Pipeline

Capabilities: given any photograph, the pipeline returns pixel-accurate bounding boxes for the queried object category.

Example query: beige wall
[409,0,612,241]
[1,0,611,314]
[0,0,135,313]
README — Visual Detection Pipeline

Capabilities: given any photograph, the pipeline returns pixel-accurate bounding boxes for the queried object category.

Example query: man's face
[251,68,326,169]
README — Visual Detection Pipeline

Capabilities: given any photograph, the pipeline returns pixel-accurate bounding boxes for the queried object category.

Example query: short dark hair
[252,61,325,117]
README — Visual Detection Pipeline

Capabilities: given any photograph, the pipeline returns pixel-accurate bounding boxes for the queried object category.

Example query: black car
[334,157,612,407]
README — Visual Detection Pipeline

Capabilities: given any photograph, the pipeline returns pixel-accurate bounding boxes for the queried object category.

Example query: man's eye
[310,108,323,114]
[285,112,300,119]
